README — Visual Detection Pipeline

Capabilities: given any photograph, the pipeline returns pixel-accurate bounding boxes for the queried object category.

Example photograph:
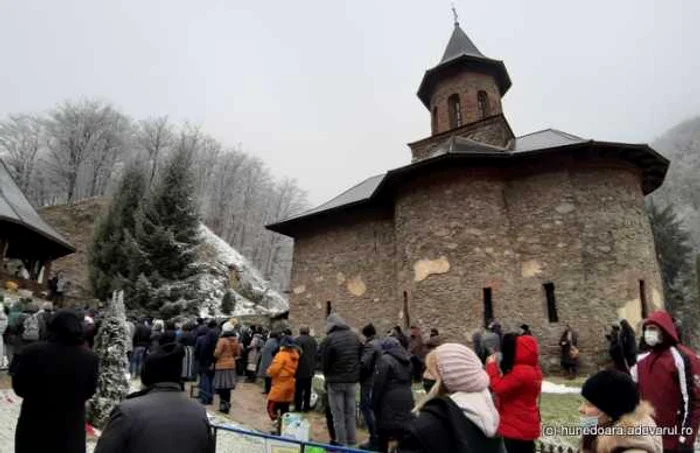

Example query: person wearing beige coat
[579,370,662,453]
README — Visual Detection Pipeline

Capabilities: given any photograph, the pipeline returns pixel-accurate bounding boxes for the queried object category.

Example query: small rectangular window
[403,291,411,330]
[483,287,493,327]
[326,301,332,317]
[544,283,559,323]
[639,280,648,319]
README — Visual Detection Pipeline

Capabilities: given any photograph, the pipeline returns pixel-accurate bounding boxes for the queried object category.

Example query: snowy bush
[87,291,130,428]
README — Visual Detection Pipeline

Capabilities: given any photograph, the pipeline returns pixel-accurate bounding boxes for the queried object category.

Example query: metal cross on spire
[451,2,459,26]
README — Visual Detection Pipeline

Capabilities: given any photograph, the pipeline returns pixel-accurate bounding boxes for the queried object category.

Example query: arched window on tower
[477,91,490,119]
[431,106,438,134]
[448,94,462,129]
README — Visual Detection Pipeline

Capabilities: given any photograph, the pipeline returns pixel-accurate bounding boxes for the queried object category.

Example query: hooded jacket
[584,401,662,453]
[631,311,700,451]
[486,335,542,441]
[267,346,300,403]
[371,338,415,431]
[12,311,99,453]
[318,314,362,384]
[397,393,505,453]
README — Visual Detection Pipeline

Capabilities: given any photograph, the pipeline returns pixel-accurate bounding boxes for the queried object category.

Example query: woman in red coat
[486,333,542,453]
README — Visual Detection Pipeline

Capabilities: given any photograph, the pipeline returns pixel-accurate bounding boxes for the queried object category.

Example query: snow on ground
[195,225,288,318]
[541,380,581,394]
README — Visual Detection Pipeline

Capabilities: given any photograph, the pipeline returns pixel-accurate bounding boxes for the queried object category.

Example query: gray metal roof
[0,158,75,256]
[440,23,486,63]
[280,173,386,223]
[267,128,668,235]
[513,129,588,152]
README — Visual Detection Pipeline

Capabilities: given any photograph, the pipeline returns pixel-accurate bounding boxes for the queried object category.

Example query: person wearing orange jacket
[267,335,300,423]
[486,333,542,453]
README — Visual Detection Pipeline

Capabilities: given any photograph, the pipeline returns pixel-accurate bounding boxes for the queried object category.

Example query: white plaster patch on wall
[336,272,346,285]
[651,288,664,310]
[521,260,543,278]
[617,298,643,331]
[293,285,306,295]
[314,276,324,282]
[555,203,575,214]
[414,256,451,282]
[346,275,367,296]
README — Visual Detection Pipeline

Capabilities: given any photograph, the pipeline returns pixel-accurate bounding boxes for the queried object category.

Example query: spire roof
[417,22,512,108]
[440,23,486,64]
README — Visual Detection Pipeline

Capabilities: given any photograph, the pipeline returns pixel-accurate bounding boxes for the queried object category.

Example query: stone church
[267,20,669,369]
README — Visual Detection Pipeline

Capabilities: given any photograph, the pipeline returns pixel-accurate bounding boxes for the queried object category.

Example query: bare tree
[0,114,44,198]
[136,117,174,187]
[1,97,310,291]
[44,100,126,203]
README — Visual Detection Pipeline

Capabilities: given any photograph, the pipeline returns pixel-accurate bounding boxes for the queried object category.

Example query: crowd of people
[1,302,700,453]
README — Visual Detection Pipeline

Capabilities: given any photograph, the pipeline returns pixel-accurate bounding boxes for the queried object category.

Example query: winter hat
[280,335,296,348]
[361,323,376,338]
[582,370,640,421]
[222,322,235,333]
[141,342,185,387]
[381,336,401,351]
[433,343,489,393]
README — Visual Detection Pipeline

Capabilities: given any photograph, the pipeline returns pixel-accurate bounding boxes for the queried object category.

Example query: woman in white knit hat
[397,343,506,453]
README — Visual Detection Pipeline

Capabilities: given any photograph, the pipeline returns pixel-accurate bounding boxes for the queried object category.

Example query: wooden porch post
[0,236,7,262]
[42,259,53,287]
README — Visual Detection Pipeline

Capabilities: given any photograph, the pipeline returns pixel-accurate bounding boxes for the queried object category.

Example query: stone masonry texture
[287,157,663,373]
[430,70,503,135]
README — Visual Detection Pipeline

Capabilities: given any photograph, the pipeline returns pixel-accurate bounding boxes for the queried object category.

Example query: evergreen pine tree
[132,143,201,315]
[87,291,130,428]
[89,164,147,300]
[648,201,700,346]
[648,201,694,299]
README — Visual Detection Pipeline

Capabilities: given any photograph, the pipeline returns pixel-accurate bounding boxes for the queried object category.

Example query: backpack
[22,313,40,341]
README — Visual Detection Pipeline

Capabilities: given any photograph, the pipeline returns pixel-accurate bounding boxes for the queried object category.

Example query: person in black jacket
[294,326,318,412]
[12,310,99,453]
[397,343,505,453]
[372,337,415,453]
[131,319,152,379]
[95,343,213,453]
[179,322,198,382]
[607,325,628,373]
[359,323,382,450]
[619,319,637,368]
[194,320,220,405]
[318,313,363,446]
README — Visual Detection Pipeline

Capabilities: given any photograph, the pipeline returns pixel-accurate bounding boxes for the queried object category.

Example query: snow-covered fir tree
[87,291,130,428]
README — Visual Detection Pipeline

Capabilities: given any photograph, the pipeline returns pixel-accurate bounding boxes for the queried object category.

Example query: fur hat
[582,370,640,421]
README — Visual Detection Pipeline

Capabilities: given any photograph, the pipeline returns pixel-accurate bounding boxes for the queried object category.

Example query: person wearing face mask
[631,310,700,453]
[579,369,662,453]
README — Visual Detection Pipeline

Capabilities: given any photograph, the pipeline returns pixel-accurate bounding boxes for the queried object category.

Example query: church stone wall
[285,158,663,372]
[287,207,398,337]
[390,159,663,372]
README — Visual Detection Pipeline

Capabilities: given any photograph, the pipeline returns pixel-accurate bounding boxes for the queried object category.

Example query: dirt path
[197,381,368,445]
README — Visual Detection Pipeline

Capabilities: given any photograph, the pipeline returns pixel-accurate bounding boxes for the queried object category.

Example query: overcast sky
[1,0,699,206]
